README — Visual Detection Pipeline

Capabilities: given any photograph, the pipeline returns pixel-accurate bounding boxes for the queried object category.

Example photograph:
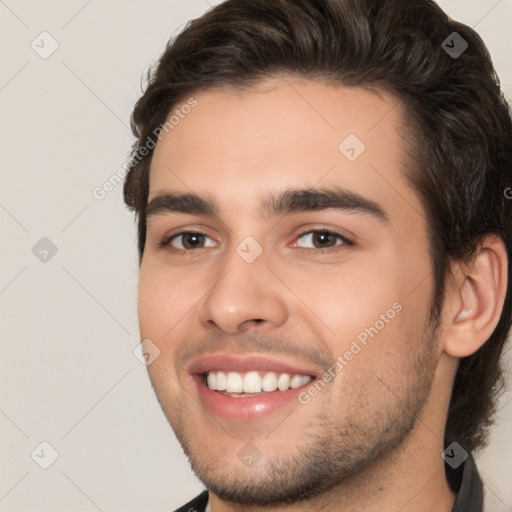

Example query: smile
[205,370,313,396]
[189,354,320,422]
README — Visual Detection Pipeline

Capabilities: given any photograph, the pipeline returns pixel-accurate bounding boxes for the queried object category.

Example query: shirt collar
[448,450,484,512]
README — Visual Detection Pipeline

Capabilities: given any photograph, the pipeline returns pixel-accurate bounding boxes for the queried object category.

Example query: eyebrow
[146,187,388,223]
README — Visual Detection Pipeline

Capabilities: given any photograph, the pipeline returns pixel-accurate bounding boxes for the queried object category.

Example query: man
[123,0,512,510]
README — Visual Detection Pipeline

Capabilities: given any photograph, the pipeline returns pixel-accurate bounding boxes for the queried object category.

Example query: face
[138,78,440,504]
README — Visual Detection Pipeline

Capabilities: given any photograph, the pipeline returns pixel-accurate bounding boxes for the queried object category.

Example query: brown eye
[312,231,339,248]
[295,230,350,250]
[166,232,216,250]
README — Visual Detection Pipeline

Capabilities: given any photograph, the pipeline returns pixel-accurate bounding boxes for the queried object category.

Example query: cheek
[137,267,192,387]
[137,263,191,339]
[137,272,165,338]
[285,249,432,359]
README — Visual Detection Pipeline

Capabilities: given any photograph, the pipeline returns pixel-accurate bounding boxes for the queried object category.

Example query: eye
[293,230,352,251]
[162,232,216,251]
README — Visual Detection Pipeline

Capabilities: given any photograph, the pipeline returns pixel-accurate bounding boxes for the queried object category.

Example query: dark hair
[123,0,512,452]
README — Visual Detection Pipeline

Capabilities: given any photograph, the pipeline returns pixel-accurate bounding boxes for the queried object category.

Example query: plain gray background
[1,1,511,510]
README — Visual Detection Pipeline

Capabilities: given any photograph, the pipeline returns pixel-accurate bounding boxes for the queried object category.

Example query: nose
[198,250,288,335]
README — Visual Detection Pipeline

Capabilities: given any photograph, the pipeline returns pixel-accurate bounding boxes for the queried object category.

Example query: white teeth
[290,375,312,389]
[206,370,312,393]
[277,373,290,391]
[215,371,226,391]
[226,372,243,393]
[290,375,303,389]
[262,372,278,392]
[300,375,311,386]
[243,371,261,393]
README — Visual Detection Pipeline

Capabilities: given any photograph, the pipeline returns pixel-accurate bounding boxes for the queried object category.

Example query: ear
[443,234,508,358]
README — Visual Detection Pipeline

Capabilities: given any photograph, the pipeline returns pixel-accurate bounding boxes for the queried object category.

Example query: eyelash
[158,229,354,255]
[293,230,354,254]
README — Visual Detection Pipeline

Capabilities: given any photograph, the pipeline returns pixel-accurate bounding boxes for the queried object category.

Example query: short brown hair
[124,0,512,452]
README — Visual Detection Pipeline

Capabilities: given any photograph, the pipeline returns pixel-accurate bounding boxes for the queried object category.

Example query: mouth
[188,354,319,422]
[204,370,313,397]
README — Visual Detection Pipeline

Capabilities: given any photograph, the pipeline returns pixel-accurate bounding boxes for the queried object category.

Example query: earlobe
[443,235,508,359]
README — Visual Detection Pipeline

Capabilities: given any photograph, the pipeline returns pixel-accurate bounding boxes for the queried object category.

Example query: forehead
[148,78,422,223]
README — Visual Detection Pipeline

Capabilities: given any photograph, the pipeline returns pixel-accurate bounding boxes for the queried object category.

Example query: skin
[137,77,507,511]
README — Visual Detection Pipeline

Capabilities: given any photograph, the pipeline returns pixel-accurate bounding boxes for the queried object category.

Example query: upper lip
[188,353,320,378]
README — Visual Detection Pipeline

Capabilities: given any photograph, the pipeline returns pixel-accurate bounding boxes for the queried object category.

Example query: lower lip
[193,375,312,422]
